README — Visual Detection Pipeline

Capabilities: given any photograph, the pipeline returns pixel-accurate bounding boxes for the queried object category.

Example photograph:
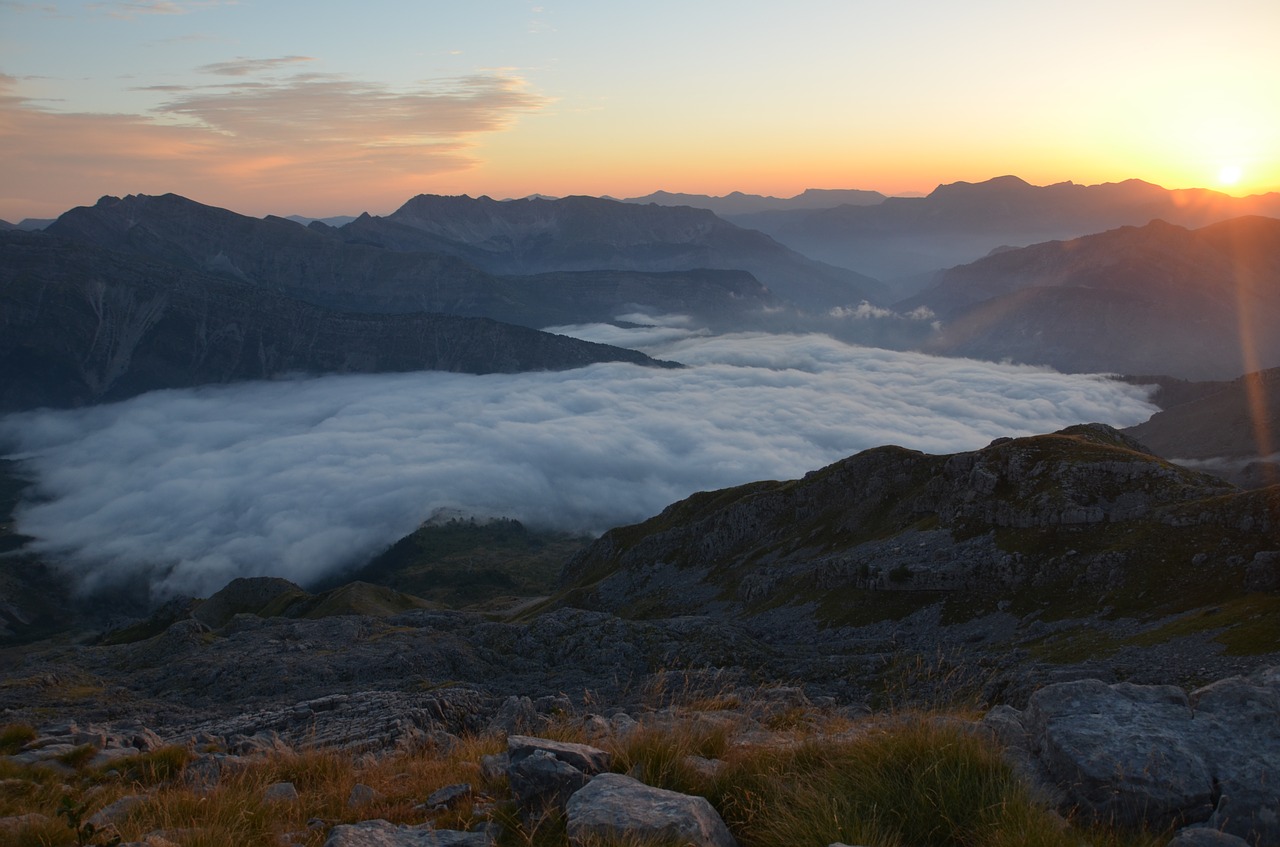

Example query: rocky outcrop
[558,424,1271,629]
[985,669,1280,845]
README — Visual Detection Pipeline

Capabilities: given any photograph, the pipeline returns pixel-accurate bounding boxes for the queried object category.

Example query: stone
[426,783,472,809]
[1165,828,1252,846]
[507,735,612,775]
[1022,679,1214,829]
[87,794,148,828]
[491,696,538,736]
[263,782,300,804]
[0,813,51,832]
[507,749,591,814]
[566,773,737,847]
[322,820,493,847]
[348,783,385,808]
[480,753,508,784]
[1003,671,1280,845]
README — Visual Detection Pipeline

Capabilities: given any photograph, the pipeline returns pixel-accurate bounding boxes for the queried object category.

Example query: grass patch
[705,716,1163,847]
[0,721,38,754]
[1129,595,1280,656]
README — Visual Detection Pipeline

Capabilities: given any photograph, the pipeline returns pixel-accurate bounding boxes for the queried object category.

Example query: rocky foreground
[3,423,1279,844]
[3,667,1278,846]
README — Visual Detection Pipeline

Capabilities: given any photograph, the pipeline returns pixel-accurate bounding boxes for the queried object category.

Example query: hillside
[556,423,1279,697]
[1125,367,1280,488]
[900,216,1280,379]
[0,230,676,412]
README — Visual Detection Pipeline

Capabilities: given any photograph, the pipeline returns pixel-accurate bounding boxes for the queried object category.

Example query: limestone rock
[263,782,300,804]
[348,783,385,809]
[87,794,148,828]
[565,772,737,847]
[1166,828,1253,846]
[507,749,592,815]
[998,670,1280,845]
[322,820,492,847]
[507,736,612,776]
[425,783,472,809]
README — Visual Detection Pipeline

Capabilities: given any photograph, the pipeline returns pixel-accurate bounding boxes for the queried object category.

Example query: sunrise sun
[1217,164,1244,187]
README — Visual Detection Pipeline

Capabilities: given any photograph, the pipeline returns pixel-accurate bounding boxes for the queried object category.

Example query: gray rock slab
[566,772,737,847]
[1005,671,1280,845]
[507,735,611,774]
[323,820,493,847]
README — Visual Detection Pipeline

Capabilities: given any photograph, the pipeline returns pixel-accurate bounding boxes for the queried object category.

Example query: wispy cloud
[87,0,234,18]
[197,55,316,77]
[0,331,1157,599]
[157,72,545,145]
[0,70,546,218]
[0,1,62,15]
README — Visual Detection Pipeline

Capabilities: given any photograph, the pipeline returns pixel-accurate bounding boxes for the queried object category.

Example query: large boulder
[989,669,1280,845]
[506,736,612,816]
[565,772,737,847]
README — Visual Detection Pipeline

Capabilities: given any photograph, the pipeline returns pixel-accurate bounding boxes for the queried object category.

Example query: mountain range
[725,176,1280,289]
[619,188,887,216]
[900,215,1280,379]
[335,193,886,311]
[0,228,677,411]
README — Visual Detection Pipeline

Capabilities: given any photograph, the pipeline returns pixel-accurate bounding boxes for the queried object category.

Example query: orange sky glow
[1,1,1278,221]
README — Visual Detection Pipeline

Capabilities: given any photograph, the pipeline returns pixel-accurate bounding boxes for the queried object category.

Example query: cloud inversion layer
[0,332,1157,598]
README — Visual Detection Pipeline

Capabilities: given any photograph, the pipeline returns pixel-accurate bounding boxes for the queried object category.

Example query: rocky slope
[555,424,1279,696]
[0,230,676,412]
[898,216,1280,379]
[42,194,785,328]
[730,175,1280,286]
[1124,367,1280,488]
[338,193,886,311]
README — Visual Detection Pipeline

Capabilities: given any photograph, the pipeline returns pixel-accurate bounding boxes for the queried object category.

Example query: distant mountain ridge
[1124,367,1280,488]
[0,229,677,412]
[43,193,784,329]
[729,175,1280,286]
[338,193,887,311]
[620,188,887,216]
[901,215,1280,380]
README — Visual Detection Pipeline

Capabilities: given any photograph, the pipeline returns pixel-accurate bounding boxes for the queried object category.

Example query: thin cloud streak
[0,332,1158,600]
[86,0,235,18]
[0,70,546,218]
[197,55,316,77]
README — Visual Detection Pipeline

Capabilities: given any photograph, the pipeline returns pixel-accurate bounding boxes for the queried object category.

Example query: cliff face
[558,424,1278,627]
[0,231,676,411]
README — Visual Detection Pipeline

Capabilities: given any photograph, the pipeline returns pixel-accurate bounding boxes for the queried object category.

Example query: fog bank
[0,330,1157,598]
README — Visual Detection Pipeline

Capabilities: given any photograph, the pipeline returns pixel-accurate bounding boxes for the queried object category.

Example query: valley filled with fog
[1,323,1157,599]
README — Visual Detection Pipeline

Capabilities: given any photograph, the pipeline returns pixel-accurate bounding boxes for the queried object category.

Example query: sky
[0,327,1158,599]
[2,0,1279,221]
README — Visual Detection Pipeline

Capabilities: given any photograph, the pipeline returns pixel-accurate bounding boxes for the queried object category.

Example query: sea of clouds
[0,327,1158,599]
